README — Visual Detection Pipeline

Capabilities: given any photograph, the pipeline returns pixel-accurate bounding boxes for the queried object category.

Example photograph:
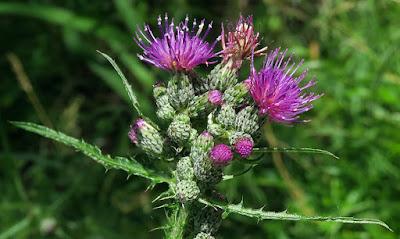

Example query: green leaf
[97,50,143,116]
[11,121,170,184]
[198,198,392,231]
[253,147,339,159]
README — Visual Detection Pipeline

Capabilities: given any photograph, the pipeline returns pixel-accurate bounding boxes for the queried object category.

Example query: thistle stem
[165,205,188,239]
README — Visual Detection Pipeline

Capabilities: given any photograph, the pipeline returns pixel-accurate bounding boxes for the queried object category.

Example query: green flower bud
[194,206,222,234]
[189,132,222,184]
[223,80,250,105]
[167,114,192,145]
[194,232,215,239]
[153,84,167,98]
[156,94,176,120]
[189,128,199,144]
[235,106,259,135]
[193,156,223,184]
[216,104,236,129]
[207,113,224,136]
[176,157,194,181]
[191,131,214,154]
[129,119,164,158]
[228,131,252,145]
[175,180,200,203]
[207,62,238,91]
[167,74,195,110]
[187,93,209,117]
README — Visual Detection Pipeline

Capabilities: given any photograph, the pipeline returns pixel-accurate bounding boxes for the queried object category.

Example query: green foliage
[1,0,399,238]
[198,198,391,231]
[97,51,142,117]
[11,121,170,184]
[253,147,339,159]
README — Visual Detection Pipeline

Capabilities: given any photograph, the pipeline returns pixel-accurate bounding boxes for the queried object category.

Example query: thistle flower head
[135,14,217,72]
[210,144,233,166]
[221,15,268,68]
[234,137,254,158]
[249,48,322,123]
[208,90,223,105]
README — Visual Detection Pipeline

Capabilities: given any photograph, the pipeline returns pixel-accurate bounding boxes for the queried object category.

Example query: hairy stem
[165,205,188,239]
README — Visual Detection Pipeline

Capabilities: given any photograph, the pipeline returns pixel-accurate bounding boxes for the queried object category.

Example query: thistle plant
[12,14,392,238]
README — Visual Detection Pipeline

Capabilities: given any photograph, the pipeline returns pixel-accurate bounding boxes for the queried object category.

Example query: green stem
[165,205,188,239]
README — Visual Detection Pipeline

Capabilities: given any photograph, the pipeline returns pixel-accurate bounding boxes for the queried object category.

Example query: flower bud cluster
[129,13,322,236]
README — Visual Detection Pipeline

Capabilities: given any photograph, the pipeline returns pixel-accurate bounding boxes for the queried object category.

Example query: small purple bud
[201,131,212,138]
[243,79,252,89]
[210,144,233,166]
[128,118,146,144]
[234,137,254,158]
[208,90,223,105]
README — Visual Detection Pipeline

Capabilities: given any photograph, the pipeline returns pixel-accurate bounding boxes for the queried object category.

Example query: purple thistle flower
[234,137,254,158]
[135,14,218,72]
[208,90,223,105]
[210,144,233,166]
[249,48,322,123]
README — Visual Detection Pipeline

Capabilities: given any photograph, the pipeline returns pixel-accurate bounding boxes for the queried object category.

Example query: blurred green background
[1,0,399,238]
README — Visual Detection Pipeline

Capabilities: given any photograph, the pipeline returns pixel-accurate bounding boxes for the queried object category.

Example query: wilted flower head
[135,14,217,72]
[249,48,321,123]
[221,15,268,68]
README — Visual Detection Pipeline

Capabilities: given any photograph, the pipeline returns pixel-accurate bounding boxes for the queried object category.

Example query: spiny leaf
[253,147,339,159]
[11,121,170,184]
[97,50,142,116]
[198,198,392,231]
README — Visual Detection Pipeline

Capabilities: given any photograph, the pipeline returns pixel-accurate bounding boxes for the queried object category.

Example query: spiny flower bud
[167,113,192,145]
[192,152,222,185]
[223,79,251,105]
[216,104,236,129]
[192,131,214,154]
[194,206,222,234]
[235,106,259,135]
[167,74,195,110]
[156,94,176,120]
[176,157,194,181]
[175,180,200,203]
[210,144,233,166]
[187,93,210,118]
[128,118,164,158]
[154,84,176,120]
[207,112,224,136]
[194,232,215,239]
[234,136,254,158]
[206,62,238,91]
[208,90,223,106]
[153,83,167,98]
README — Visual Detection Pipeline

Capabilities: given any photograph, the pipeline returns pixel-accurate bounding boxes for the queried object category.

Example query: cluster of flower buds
[130,14,321,238]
